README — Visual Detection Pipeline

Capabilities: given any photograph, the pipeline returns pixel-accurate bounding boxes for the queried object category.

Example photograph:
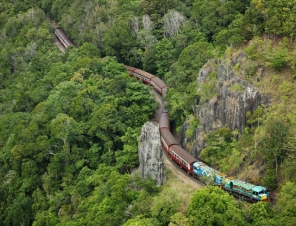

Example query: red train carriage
[134,69,155,85]
[169,145,198,174]
[125,65,137,77]
[125,66,154,84]
[160,128,178,153]
[159,110,170,130]
[151,77,167,95]
[124,65,168,95]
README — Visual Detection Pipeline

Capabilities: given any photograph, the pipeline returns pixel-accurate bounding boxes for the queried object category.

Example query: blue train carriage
[223,178,270,202]
[193,162,227,186]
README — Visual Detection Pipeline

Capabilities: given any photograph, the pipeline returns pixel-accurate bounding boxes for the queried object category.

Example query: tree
[103,19,136,62]
[187,186,247,226]
[163,10,186,39]
[258,118,288,178]
[150,189,180,225]
[115,127,140,173]
[276,181,296,215]
[174,41,213,85]
[191,0,247,41]
[155,38,175,78]
[123,216,155,226]
[169,212,189,226]
[49,113,79,153]
[249,202,273,226]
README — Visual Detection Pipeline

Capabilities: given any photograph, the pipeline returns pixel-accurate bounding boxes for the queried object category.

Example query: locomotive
[54,28,269,203]
[125,65,270,203]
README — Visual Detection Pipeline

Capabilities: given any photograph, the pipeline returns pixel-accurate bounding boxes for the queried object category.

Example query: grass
[162,168,200,213]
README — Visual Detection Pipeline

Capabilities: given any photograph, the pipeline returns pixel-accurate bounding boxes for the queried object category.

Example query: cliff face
[138,121,166,186]
[181,52,269,158]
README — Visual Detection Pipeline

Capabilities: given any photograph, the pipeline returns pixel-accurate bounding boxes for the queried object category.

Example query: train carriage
[160,128,178,152]
[55,29,73,48]
[151,77,167,95]
[134,69,155,85]
[159,110,170,130]
[193,162,227,186]
[169,145,198,174]
[125,65,137,76]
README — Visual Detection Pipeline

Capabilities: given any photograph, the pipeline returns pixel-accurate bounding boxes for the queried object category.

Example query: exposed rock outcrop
[138,121,166,186]
[181,52,269,158]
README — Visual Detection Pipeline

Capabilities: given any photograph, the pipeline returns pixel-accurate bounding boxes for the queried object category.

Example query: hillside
[1,0,296,225]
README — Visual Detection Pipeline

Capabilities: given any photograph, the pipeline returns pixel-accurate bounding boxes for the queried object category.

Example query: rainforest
[1,0,296,225]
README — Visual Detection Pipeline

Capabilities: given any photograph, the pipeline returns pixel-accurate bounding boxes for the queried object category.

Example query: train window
[259,190,267,194]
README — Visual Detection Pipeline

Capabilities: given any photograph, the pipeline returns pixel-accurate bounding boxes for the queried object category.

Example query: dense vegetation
[1,0,296,225]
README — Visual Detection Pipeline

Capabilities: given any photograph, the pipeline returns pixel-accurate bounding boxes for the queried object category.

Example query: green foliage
[249,202,273,226]
[185,115,199,138]
[244,0,296,38]
[0,17,156,223]
[245,37,265,60]
[201,127,237,167]
[276,181,296,215]
[244,60,258,77]
[279,81,293,95]
[257,118,289,188]
[264,42,289,72]
[197,72,217,103]
[103,20,137,62]
[191,0,249,41]
[176,42,213,83]
[150,189,180,226]
[123,216,155,226]
[187,186,247,226]
[2,1,296,225]
[215,14,248,47]
[169,212,189,226]
[229,83,244,93]
[155,38,175,78]
[246,106,265,129]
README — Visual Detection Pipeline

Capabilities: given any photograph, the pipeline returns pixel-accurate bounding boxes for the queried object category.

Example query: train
[54,28,270,203]
[55,29,73,48]
[125,65,270,203]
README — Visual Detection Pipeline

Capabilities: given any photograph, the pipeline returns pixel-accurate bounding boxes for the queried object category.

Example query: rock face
[138,121,166,186]
[181,52,269,158]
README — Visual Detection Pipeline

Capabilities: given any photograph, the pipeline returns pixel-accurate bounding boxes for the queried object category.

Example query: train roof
[55,29,68,39]
[151,76,167,88]
[55,28,73,47]
[125,65,137,72]
[193,162,225,177]
[134,69,155,79]
[253,186,268,192]
[159,112,170,129]
[161,108,169,114]
[225,178,263,191]
[160,128,178,147]
[170,144,198,164]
